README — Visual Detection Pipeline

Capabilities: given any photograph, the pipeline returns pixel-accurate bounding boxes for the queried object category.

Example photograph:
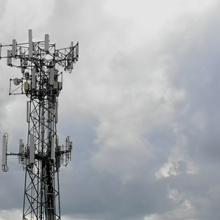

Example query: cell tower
[1,30,79,220]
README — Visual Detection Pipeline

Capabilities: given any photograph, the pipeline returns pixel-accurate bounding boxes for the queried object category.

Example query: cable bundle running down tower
[1,30,79,220]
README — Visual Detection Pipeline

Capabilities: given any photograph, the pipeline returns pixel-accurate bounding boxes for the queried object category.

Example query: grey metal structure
[1,30,79,220]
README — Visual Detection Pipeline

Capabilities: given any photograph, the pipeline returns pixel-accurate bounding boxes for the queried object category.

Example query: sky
[0,0,220,219]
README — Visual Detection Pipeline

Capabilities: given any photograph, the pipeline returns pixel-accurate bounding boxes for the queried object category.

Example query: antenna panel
[67,62,73,71]
[27,101,31,123]
[7,50,12,66]
[68,139,72,161]
[0,43,2,59]
[66,136,70,146]
[33,42,37,56]
[28,29,33,57]
[66,136,72,151]
[12,39,17,57]
[76,42,79,59]
[51,135,56,160]
[29,134,35,164]
[57,145,61,169]
[19,139,24,163]
[31,68,36,90]
[19,139,24,154]
[55,101,58,123]
[61,144,65,165]
[49,68,55,85]
[2,133,8,172]
[45,34,49,52]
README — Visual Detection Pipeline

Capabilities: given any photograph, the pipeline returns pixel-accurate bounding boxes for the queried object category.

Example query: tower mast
[1,30,79,220]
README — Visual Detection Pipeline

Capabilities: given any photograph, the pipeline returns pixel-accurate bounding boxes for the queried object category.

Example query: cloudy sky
[0,0,220,219]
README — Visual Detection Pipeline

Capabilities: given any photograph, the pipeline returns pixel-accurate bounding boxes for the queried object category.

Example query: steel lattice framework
[1,30,79,220]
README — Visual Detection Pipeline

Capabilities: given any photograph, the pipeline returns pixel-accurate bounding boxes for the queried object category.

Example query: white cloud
[144,189,196,220]
[63,216,90,220]
[156,159,198,179]
[0,209,21,220]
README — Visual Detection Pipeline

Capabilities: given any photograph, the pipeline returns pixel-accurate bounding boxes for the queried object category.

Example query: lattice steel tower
[1,30,79,220]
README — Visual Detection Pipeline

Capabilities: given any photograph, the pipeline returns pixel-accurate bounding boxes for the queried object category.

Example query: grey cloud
[1,1,220,220]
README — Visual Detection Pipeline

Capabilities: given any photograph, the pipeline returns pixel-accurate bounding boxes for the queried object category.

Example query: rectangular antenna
[61,144,64,165]
[57,145,61,169]
[70,41,75,60]
[27,101,30,123]
[76,42,79,59]
[19,139,24,163]
[29,134,35,164]
[33,42,37,56]
[51,135,56,160]
[28,29,33,57]
[19,139,24,154]
[66,136,70,149]
[31,68,36,89]
[49,68,55,85]
[0,43,2,59]
[45,34,49,52]
[12,39,17,57]
[2,133,8,172]
[55,101,58,123]
[7,50,12,66]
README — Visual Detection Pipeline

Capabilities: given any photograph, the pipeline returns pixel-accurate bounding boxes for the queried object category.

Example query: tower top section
[0,29,79,71]
[0,29,79,97]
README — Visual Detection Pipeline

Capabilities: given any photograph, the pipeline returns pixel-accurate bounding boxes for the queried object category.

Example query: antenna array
[1,30,79,220]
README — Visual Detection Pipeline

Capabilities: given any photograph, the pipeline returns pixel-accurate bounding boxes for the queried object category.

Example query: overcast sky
[0,0,220,219]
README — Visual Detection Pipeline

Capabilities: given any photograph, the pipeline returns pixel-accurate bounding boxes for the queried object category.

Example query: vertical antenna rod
[1,30,79,220]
